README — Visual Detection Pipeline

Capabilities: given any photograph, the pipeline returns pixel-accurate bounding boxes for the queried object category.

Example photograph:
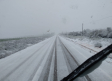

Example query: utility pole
[82,23,83,36]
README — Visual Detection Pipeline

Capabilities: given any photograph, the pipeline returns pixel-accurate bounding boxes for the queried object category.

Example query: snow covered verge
[0,35,53,59]
[66,36,112,50]
[65,36,112,63]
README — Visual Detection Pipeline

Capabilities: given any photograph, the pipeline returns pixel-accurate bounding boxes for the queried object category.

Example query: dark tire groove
[59,37,92,81]
[0,40,50,81]
[28,39,55,81]
[54,37,58,81]
[38,40,56,81]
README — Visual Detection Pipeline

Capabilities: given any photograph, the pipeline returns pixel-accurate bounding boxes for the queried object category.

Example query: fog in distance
[0,0,112,38]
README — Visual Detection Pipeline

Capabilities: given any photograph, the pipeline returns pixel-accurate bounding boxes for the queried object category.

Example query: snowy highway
[0,36,112,81]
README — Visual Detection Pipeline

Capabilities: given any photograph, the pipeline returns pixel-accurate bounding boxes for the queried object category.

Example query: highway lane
[0,36,56,81]
[0,36,112,81]
[59,36,112,81]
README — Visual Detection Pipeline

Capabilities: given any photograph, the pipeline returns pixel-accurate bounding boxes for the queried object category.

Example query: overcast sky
[0,0,112,38]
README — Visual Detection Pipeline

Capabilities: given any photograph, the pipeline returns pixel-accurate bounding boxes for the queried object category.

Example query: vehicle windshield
[0,0,112,81]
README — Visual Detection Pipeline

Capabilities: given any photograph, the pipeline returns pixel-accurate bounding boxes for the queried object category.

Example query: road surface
[0,36,112,81]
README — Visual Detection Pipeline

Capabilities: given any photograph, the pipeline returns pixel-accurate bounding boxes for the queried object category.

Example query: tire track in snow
[38,39,56,81]
[56,38,70,81]
[28,37,56,81]
[6,40,53,81]
[54,37,58,81]
[59,37,92,81]
[30,38,56,81]
[28,43,53,81]
[59,36,112,81]
[0,38,52,81]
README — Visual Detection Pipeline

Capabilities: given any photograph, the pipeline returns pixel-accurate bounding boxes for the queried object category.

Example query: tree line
[62,27,112,38]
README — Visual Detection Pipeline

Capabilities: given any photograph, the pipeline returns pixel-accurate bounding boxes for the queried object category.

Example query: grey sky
[0,0,112,38]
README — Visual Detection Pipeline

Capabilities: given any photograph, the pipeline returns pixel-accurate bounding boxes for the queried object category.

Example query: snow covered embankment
[65,36,112,63]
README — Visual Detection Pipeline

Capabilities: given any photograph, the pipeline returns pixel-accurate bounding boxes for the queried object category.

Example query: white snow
[65,36,112,64]
[0,36,112,81]
[56,39,69,81]
[0,36,56,81]
[66,36,112,52]
[60,36,112,81]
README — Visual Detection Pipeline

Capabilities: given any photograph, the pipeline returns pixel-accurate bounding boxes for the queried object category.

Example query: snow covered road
[0,36,112,81]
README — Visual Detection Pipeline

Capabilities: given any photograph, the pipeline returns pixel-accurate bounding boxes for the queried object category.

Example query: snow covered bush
[107,32,112,38]
[62,27,112,38]
[99,29,108,38]
[94,42,102,48]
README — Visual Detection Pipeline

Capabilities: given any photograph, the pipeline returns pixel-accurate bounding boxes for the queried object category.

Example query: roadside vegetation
[0,38,21,42]
[61,27,112,47]
[0,34,53,59]
[61,27,112,60]
[61,27,112,38]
